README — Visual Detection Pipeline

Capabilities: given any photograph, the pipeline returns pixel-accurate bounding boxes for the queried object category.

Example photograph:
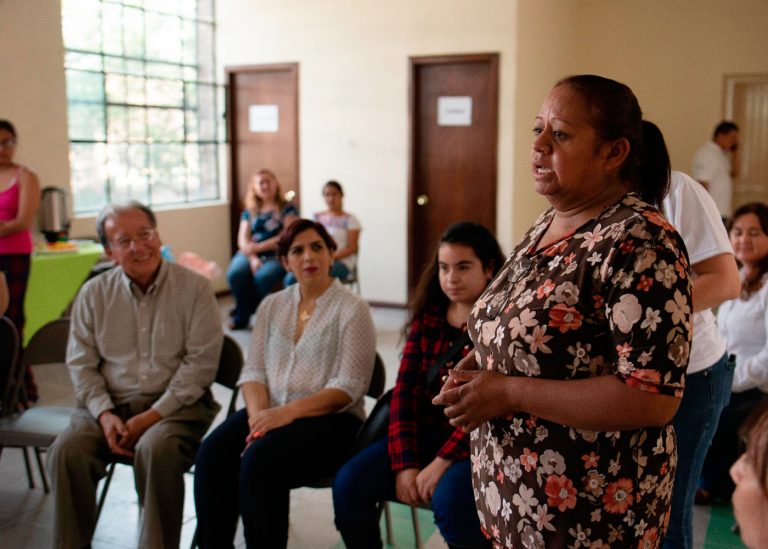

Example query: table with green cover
[23,242,105,345]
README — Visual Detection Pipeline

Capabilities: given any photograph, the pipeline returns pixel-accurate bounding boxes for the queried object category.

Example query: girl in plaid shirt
[333,221,503,549]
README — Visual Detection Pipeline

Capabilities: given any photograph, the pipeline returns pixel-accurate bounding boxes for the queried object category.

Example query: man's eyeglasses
[486,257,533,320]
[111,228,157,250]
[0,139,17,148]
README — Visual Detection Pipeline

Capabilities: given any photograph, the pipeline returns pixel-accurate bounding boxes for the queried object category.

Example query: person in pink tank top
[0,119,41,403]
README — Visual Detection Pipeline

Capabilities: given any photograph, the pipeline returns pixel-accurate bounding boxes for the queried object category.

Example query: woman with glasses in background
[0,119,41,401]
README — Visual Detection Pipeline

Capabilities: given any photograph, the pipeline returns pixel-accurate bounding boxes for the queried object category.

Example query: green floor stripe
[332,502,438,548]
[331,503,750,548]
[703,505,745,549]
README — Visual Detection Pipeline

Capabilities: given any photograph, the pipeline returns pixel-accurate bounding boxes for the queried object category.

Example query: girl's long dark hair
[404,221,504,337]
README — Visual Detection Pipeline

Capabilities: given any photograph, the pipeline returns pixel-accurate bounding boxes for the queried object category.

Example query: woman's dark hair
[405,221,504,335]
[729,202,768,296]
[740,397,768,498]
[277,218,337,258]
[324,180,344,196]
[0,120,17,137]
[556,75,669,207]
[639,121,672,209]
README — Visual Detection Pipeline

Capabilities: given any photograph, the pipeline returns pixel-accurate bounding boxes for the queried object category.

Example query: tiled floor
[0,299,744,548]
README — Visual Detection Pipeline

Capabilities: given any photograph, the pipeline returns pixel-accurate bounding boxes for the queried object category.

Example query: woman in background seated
[699,202,768,502]
[285,180,361,285]
[0,119,41,401]
[195,219,376,549]
[226,169,298,329]
[333,222,502,549]
[730,401,768,548]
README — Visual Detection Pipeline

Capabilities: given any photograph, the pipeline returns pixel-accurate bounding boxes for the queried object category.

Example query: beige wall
[572,0,768,176]
[217,0,519,304]
[512,1,584,238]
[512,0,768,236]
[2,0,767,302]
[0,0,233,292]
[0,0,70,204]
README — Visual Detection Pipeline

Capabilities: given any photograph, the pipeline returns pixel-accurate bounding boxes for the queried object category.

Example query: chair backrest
[23,317,70,368]
[0,316,20,416]
[301,351,386,490]
[216,334,244,417]
[11,317,70,411]
[367,352,386,399]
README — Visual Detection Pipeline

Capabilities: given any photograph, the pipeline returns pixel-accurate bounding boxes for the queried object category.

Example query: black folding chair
[0,317,73,493]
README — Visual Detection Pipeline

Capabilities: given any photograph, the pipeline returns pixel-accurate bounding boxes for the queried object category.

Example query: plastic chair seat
[0,406,75,448]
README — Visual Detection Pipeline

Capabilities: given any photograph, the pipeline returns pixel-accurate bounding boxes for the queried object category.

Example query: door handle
[416,194,429,206]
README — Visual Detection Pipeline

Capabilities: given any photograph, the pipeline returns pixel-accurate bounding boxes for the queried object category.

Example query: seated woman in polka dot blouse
[193,218,377,549]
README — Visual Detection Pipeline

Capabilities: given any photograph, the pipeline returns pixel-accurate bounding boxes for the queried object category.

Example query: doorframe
[225,62,300,253]
[407,52,500,293]
[723,72,768,118]
[723,72,768,207]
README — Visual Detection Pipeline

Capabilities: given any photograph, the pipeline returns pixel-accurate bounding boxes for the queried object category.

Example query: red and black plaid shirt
[387,304,471,471]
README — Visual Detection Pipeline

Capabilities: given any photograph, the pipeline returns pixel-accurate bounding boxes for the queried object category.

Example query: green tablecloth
[23,242,105,345]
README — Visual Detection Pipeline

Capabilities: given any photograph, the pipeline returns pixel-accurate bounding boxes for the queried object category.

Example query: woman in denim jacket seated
[226,169,298,329]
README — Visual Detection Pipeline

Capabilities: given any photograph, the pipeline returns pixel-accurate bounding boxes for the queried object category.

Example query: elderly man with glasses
[47,200,223,549]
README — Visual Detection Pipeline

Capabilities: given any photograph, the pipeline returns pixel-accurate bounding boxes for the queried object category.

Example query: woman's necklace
[298,299,317,323]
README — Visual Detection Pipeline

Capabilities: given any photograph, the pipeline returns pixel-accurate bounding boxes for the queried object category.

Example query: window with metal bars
[61,0,224,213]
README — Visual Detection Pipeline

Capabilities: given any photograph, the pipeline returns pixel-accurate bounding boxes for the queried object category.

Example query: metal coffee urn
[40,186,71,243]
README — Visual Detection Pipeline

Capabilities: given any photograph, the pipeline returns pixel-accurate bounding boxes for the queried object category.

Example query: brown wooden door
[226,63,299,253]
[408,53,499,294]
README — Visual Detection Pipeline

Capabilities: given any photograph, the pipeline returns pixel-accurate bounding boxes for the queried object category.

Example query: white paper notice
[437,96,472,126]
[248,105,279,133]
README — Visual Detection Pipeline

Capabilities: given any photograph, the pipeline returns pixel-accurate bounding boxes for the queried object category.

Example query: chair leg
[95,462,116,523]
[33,447,50,493]
[411,505,422,548]
[190,524,199,549]
[383,501,394,545]
[21,447,35,489]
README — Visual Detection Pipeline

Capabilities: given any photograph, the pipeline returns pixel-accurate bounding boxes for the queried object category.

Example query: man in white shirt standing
[692,120,740,221]
[47,201,222,549]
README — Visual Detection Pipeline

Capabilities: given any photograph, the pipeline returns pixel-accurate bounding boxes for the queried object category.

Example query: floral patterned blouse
[468,193,692,549]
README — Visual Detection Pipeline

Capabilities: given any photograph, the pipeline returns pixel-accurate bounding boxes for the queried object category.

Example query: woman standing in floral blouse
[434,75,692,548]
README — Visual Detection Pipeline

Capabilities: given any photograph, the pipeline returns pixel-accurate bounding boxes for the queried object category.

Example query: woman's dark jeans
[226,253,286,326]
[663,352,734,549]
[332,436,488,549]
[194,409,361,549]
